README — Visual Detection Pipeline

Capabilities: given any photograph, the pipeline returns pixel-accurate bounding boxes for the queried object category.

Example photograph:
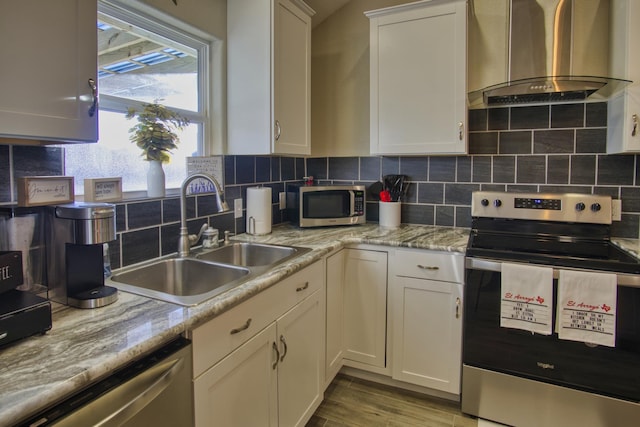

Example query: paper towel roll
[246,187,272,235]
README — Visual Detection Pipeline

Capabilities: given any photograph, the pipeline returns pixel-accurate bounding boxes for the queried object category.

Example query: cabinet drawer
[192,260,322,378]
[391,249,463,283]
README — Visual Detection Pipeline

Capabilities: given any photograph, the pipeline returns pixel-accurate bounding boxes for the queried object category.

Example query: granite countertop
[0,223,469,426]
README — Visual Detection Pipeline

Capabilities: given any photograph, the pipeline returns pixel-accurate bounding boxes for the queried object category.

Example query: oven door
[464,258,640,402]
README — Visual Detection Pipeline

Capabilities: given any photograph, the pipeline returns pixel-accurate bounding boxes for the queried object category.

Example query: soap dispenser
[202,226,219,249]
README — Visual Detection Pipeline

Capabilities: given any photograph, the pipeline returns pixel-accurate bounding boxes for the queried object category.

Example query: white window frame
[77,1,216,198]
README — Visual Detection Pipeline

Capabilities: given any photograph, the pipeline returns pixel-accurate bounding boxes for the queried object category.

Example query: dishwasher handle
[92,356,185,427]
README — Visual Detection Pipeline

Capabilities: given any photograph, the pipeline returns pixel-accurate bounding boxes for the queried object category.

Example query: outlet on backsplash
[234,198,243,219]
[612,199,622,221]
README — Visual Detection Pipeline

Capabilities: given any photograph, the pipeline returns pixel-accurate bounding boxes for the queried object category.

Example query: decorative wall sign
[84,177,123,202]
[17,176,74,207]
[185,156,224,195]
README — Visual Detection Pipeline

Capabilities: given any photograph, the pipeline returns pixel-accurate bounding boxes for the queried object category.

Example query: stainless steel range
[462,191,640,427]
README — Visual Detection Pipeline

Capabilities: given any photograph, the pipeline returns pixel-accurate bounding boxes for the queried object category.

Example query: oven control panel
[514,197,561,210]
[471,191,612,224]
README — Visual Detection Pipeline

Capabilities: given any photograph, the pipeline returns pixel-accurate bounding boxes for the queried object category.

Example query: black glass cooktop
[467,218,640,275]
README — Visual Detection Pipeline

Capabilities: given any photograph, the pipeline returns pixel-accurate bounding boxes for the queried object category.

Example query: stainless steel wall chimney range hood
[468,0,631,108]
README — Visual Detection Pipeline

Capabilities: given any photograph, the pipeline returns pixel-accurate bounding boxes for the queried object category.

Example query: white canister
[379,201,401,228]
[246,187,272,235]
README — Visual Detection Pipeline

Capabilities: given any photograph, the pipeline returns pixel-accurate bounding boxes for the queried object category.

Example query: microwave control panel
[354,191,365,215]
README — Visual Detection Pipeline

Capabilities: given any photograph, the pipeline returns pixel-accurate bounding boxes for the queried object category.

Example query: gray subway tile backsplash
[533,129,574,153]
[0,146,10,202]
[570,155,596,185]
[499,131,532,154]
[511,105,550,129]
[551,103,584,128]
[598,154,635,185]
[547,156,570,184]
[3,101,640,269]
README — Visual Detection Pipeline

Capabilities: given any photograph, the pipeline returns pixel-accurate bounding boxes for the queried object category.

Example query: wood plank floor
[306,374,478,427]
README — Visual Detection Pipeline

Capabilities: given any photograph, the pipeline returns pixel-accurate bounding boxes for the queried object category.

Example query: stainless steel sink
[108,242,311,306]
[109,258,250,306]
[195,242,309,267]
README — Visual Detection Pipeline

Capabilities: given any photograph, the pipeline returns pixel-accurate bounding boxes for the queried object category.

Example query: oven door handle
[465,257,640,288]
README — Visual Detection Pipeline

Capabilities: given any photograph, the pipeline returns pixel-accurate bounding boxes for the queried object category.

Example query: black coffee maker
[0,251,52,347]
[46,203,118,308]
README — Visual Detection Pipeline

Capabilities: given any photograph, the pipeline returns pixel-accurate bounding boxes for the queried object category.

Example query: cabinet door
[325,250,345,385]
[0,0,98,143]
[276,288,324,427]
[227,0,312,155]
[194,323,278,427]
[369,0,466,154]
[607,0,640,153]
[343,249,388,368]
[273,0,312,155]
[391,276,463,394]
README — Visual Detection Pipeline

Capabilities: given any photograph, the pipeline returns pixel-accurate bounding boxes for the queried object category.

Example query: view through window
[65,3,207,195]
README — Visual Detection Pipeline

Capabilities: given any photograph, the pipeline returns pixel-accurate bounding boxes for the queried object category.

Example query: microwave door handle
[349,191,355,216]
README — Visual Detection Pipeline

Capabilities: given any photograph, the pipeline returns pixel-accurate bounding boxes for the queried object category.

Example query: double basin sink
[108,242,311,306]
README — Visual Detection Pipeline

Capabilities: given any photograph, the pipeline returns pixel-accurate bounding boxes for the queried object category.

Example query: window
[65,2,209,195]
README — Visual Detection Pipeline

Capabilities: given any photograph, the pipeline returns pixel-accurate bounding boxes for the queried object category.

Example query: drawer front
[192,260,323,378]
[391,248,464,283]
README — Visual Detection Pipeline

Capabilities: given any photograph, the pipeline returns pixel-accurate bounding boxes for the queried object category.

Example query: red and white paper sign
[501,263,554,335]
[557,269,617,347]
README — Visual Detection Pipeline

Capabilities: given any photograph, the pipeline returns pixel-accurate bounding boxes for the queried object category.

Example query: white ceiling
[305,0,350,27]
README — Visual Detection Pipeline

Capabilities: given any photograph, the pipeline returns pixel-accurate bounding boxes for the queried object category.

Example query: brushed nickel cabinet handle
[279,335,288,362]
[456,297,461,319]
[230,318,252,335]
[458,122,464,141]
[275,120,281,141]
[272,342,280,370]
[632,114,637,137]
[296,282,309,292]
[417,265,439,271]
[88,78,98,117]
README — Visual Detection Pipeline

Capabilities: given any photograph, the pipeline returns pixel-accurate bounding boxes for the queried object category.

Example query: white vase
[147,160,166,198]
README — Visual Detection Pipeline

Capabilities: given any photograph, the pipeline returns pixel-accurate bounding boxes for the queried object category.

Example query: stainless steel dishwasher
[21,337,193,427]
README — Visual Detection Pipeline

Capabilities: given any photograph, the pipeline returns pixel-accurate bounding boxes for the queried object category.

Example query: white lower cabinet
[275,289,324,426]
[194,323,278,426]
[192,261,324,427]
[343,248,388,370]
[389,249,464,395]
[325,249,345,385]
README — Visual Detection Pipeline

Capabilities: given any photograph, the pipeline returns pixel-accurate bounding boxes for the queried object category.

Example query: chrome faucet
[178,173,230,257]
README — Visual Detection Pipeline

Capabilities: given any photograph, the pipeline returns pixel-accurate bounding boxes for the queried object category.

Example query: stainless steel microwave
[286,184,366,227]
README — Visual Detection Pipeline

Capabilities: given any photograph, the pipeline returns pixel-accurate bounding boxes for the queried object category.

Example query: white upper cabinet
[0,0,98,144]
[608,0,640,153]
[227,0,314,155]
[367,0,467,155]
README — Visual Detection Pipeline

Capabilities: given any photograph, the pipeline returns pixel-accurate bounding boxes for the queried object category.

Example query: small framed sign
[17,176,75,207]
[84,177,123,202]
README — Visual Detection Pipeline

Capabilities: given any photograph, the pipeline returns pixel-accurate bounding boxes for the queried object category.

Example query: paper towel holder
[246,186,272,235]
